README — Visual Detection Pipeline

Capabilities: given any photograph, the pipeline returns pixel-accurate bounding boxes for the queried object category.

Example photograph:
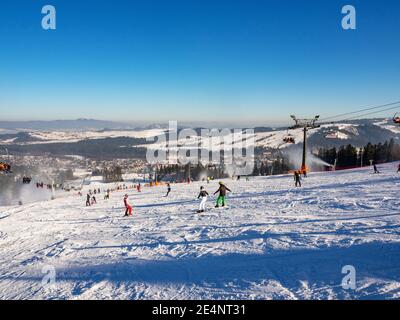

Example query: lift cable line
[319,100,400,122]
[338,105,400,122]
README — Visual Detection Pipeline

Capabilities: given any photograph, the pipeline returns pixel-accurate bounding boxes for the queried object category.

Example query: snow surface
[1,163,400,300]
[374,120,400,134]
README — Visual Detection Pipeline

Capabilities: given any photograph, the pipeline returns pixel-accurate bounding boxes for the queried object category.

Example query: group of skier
[86,193,97,206]
[121,181,232,217]
[195,181,232,213]
[92,162,400,217]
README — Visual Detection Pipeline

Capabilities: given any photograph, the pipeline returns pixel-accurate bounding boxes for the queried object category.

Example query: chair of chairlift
[393,113,400,125]
[283,135,295,144]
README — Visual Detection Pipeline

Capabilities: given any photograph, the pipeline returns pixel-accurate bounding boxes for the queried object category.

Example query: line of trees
[317,139,400,168]
[251,157,290,176]
[102,166,123,183]
[156,163,229,181]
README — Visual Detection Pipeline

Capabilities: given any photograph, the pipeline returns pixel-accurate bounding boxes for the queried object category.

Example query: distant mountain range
[0,119,136,131]
[1,118,399,159]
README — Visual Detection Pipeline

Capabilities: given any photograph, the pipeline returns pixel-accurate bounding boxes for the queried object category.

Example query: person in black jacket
[197,186,209,213]
[165,183,171,197]
[214,181,231,208]
[294,170,302,187]
[86,194,91,206]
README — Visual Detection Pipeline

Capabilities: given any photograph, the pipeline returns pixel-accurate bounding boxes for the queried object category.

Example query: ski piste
[1,162,400,299]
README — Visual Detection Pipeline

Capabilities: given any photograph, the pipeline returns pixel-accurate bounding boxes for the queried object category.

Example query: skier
[397,163,400,173]
[91,196,97,205]
[86,194,91,206]
[294,170,302,187]
[214,181,231,208]
[137,183,141,192]
[123,194,133,217]
[165,183,171,197]
[373,164,380,174]
[197,186,209,213]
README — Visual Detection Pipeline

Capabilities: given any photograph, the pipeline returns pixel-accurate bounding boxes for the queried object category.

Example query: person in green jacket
[214,181,231,208]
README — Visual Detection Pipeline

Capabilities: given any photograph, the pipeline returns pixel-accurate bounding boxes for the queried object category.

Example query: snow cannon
[0,162,12,174]
[301,165,309,174]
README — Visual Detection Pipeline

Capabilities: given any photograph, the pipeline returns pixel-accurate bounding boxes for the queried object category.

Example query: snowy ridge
[1,162,400,299]
[1,119,399,153]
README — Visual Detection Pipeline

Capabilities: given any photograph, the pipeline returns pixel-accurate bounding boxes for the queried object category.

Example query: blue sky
[0,0,399,125]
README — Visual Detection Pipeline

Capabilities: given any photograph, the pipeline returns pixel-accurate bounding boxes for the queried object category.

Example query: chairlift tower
[289,115,320,173]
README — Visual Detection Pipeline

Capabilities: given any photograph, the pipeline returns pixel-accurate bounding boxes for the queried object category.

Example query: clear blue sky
[0,0,399,125]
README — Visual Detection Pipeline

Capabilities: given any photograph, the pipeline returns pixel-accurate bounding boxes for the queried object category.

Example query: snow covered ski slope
[0,163,400,300]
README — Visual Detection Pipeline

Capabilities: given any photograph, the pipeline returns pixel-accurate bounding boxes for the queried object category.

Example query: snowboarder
[165,183,171,197]
[123,194,133,217]
[214,181,231,208]
[373,164,380,174]
[86,194,91,206]
[197,186,209,213]
[294,170,302,187]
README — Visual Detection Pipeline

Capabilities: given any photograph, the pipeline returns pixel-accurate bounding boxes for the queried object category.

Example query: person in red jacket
[124,194,133,217]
